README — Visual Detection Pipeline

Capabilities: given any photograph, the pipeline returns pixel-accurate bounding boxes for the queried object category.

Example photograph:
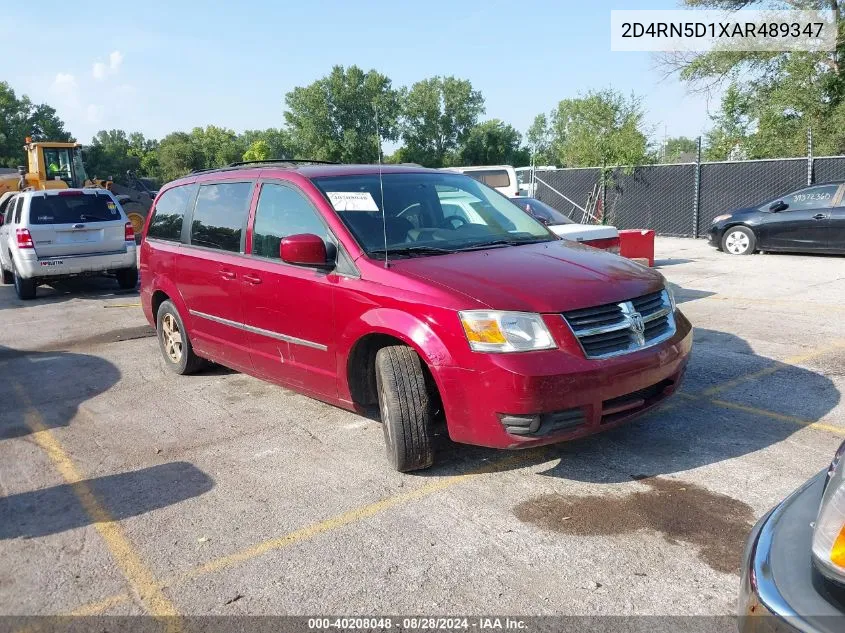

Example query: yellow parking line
[701,340,845,397]
[12,384,179,625]
[711,399,845,436]
[66,448,550,615]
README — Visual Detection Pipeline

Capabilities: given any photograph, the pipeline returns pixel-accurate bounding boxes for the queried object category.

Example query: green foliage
[662,136,699,163]
[0,81,72,168]
[190,125,246,168]
[458,120,529,166]
[400,76,485,167]
[84,130,141,180]
[157,132,203,182]
[534,89,652,167]
[526,113,555,165]
[672,0,845,159]
[243,139,272,162]
[241,128,295,159]
[284,65,401,163]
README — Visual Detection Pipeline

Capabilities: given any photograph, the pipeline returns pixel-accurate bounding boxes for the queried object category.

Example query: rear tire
[721,226,756,255]
[12,262,35,300]
[156,300,205,375]
[375,345,435,472]
[2,265,12,285]
[116,267,139,290]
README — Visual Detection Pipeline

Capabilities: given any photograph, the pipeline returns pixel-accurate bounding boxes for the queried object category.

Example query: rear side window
[28,194,120,225]
[466,170,510,189]
[190,182,253,253]
[148,185,196,242]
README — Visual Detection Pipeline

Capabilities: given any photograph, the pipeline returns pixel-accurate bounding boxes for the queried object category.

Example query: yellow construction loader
[0,139,154,235]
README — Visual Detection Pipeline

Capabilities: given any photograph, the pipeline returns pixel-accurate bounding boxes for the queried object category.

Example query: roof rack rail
[189,158,340,175]
[228,158,339,166]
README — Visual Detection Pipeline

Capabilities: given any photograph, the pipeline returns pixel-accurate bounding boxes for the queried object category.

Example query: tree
[663,0,845,159]
[662,136,698,163]
[284,65,401,163]
[400,76,485,167]
[543,89,652,167]
[84,130,140,180]
[526,113,555,165]
[157,132,203,182]
[189,125,245,168]
[458,120,529,166]
[241,128,295,160]
[0,81,72,168]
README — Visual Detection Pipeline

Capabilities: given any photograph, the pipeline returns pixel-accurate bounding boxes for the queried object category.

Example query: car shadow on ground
[0,345,122,439]
[0,276,138,310]
[654,258,695,267]
[0,462,214,540]
[422,326,840,482]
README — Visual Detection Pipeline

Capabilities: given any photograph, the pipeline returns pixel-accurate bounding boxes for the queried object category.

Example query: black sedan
[740,440,845,632]
[708,182,845,255]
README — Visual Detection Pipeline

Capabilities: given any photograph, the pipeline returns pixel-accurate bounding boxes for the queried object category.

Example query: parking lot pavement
[1,238,843,618]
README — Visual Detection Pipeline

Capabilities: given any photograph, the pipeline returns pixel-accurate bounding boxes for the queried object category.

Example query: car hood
[390,240,664,313]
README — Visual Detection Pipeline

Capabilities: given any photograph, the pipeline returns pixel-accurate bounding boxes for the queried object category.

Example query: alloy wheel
[161,313,183,363]
[725,230,750,254]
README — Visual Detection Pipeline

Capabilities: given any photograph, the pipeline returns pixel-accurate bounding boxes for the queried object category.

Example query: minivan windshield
[29,193,120,224]
[313,172,555,258]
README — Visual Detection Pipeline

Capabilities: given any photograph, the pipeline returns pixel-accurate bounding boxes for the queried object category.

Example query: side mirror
[769,200,788,212]
[280,234,333,268]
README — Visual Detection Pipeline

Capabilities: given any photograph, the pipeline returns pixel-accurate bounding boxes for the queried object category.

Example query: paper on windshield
[326,191,380,212]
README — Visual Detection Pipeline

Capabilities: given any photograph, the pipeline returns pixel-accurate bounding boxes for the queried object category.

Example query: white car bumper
[15,245,137,279]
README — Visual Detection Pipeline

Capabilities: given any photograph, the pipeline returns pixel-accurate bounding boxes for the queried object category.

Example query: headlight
[811,440,845,584]
[459,311,556,352]
[712,214,732,223]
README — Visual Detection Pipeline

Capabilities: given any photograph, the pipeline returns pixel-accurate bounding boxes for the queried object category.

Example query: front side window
[1,196,15,224]
[148,184,197,242]
[190,182,253,252]
[252,183,327,259]
[778,185,838,211]
[313,172,554,259]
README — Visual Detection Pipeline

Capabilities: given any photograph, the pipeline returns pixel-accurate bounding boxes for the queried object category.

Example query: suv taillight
[16,228,34,249]
[125,222,134,241]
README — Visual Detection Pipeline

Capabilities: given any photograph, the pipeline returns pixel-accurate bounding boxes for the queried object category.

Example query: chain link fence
[532,154,845,237]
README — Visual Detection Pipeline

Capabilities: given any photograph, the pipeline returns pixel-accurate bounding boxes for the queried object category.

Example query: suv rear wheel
[2,263,13,285]
[375,345,435,472]
[116,267,139,290]
[156,300,205,374]
[12,261,36,300]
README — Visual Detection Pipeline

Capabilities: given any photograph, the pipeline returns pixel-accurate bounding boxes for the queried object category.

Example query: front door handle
[813,213,827,220]
[220,269,236,280]
[242,273,262,285]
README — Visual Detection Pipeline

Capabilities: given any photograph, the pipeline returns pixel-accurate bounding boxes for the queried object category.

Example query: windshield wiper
[369,246,454,259]
[457,238,550,251]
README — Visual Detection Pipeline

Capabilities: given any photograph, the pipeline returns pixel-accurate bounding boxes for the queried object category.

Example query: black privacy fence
[532,155,845,237]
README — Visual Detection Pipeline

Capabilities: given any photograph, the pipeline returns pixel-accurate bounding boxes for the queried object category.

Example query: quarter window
[783,185,838,211]
[148,185,197,242]
[14,197,23,223]
[251,183,327,259]
[190,182,253,252]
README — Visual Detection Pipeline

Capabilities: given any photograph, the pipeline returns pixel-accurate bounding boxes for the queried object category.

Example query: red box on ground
[619,229,655,267]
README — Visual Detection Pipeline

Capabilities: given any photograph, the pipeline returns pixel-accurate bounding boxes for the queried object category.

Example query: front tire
[156,300,205,375]
[116,267,139,290]
[375,346,435,472]
[721,226,756,255]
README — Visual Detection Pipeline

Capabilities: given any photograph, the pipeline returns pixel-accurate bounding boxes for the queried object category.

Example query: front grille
[562,289,676,359]
[600,379,675,424]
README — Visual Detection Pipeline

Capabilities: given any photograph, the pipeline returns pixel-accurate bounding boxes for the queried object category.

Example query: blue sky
[6,0,719,149]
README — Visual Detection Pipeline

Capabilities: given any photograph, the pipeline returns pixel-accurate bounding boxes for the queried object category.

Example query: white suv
[0,189,138,300]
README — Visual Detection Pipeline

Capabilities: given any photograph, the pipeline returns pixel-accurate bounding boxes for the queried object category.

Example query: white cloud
[86,104,104,124]
[92,50,123,80]
[92,62,107,80]
[51,73,78,95]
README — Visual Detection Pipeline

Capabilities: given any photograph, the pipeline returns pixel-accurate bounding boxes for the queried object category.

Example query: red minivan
[140,163,692,471]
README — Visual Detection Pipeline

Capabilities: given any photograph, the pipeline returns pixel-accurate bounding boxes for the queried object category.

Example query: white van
[442,165,519,198]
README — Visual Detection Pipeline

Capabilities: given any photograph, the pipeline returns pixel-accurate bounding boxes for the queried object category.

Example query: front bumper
[708,225,722,247]
[739,471,845,633]
[434,309,693,448]
[15,245,136,279]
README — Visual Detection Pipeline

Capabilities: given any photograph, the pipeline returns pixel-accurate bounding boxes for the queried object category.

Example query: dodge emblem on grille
[628,310,646,346]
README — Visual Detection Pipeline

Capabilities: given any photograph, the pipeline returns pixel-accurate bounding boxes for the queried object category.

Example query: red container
[618,229,655,267]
